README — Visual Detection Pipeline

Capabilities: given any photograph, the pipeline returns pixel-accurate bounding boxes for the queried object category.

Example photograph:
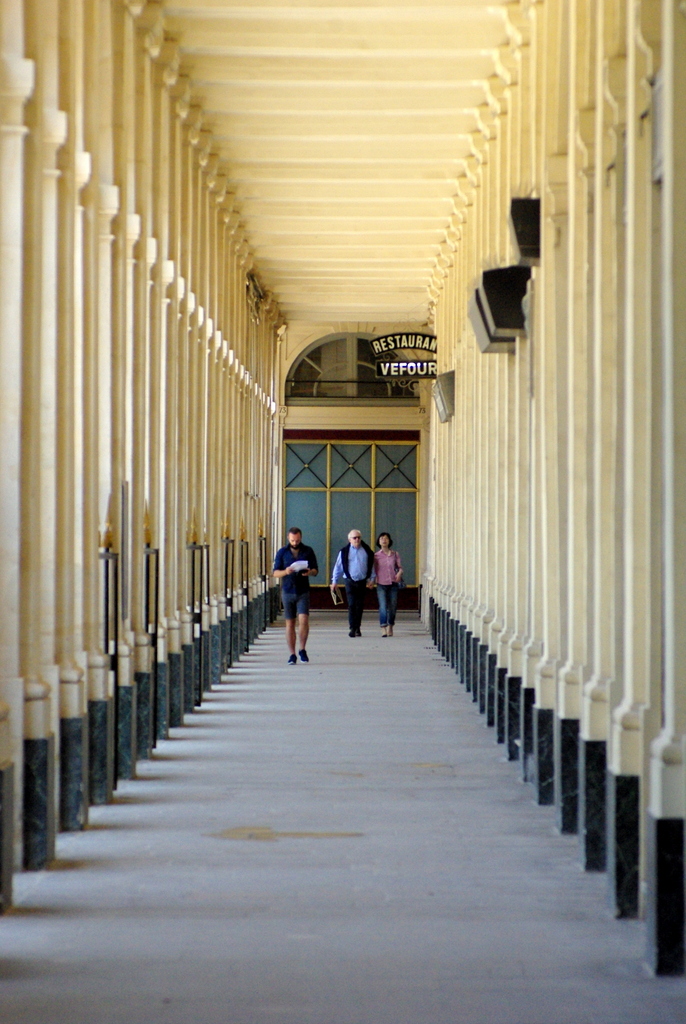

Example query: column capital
[173,76,192,117]
[0,54,34,106]
[187,108,204,146]
[99,183,120,224]
[42,107,68,151]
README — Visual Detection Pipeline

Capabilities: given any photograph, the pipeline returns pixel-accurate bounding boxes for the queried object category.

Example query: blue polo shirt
[273,542,318,596]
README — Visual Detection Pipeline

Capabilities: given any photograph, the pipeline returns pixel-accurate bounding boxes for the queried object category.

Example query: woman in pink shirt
[373,532,403,636]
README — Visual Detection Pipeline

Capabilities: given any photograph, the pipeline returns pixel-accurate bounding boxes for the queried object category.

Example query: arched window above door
[286,332,420,405]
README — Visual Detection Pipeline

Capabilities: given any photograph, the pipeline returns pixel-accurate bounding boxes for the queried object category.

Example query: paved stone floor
[2,611,686,1024]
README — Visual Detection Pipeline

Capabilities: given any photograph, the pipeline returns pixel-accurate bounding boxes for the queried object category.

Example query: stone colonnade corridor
[1,613,685,1024]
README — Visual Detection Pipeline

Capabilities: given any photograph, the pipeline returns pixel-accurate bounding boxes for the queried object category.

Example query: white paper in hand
[290,559,309,572]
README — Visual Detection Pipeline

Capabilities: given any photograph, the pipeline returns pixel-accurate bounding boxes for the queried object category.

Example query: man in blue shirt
[273,527,318,664]
[330,529,375,637]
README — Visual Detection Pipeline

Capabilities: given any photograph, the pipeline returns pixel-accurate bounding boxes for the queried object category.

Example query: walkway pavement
[2,612,686,1024]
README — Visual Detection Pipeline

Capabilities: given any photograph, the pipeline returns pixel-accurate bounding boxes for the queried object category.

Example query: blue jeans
[377,584,398,627]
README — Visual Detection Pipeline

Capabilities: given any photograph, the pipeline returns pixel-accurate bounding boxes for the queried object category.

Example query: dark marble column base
[23,735,56,870]
[505,676,521,761]
[0,763,13,912]
[478,644,488,715]
[457,624,466,685]
[449,618,457,669]
[220,617,230,673]
[88,698,113,806]
[202,630,211,693]
[455,623,463,680]
[554,716,579,834]
[645,813,684,975]
[193,637,202,705]
[244,605,249,650]
[135,671,152,760]
[60,716,88,831]
[156,660,169,741]
[607,771,640,918]
[168,652,183,727]
[464,631,472,692]
[486,653,496,728]
[231,612,240,665]
[520,688,535,783]
[470,636,480,702]
[496,668,507,744]
[251,597,259,643]
[211,624,221,688]
[429,597,436,642]
[533,707,555,805]
[182,644,194,714]
[117,685,136,781]
[579,738,606,871]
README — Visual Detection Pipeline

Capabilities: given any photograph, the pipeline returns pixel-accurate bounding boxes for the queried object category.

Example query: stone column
[534,150,568,806]
[88,4,117,804]
[555,0,594,838]
[609,1,661,920]
[21,0,63,861]
[646,0,686,976]
[0,23,33,871]
[48,0,89,841]
[580,3,624,875]
[0,702,13,908]
[89,185,118,805]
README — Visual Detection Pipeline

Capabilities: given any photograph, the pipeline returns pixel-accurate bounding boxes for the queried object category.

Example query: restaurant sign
[370,332,437,356]
[371,332,438,380]
[375,359,437,379]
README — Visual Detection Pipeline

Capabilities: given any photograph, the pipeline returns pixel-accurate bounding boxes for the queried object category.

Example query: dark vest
[340,541,374,580]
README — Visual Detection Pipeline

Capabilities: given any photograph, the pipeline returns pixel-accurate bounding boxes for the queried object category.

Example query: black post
[144,547,160,745]
[99,549,120,790]
[240,539,250,653]
[187,543,203,706]
[259,534,268,632]
[223,537,235,667]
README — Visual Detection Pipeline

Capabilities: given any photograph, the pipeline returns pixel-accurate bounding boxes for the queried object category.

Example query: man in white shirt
[330,529,375,637]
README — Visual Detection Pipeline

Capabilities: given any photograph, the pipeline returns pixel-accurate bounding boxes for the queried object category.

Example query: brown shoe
[387,624,394,636]
[381,626,388,637]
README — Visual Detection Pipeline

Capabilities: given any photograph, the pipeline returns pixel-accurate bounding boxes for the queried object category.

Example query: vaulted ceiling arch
[160,0,522,325]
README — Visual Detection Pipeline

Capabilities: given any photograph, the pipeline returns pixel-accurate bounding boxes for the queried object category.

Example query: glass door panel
[375,444,417,488]
[374,491,417,585]
[286,444,328,488]
[284,441,418,588]
[329,491,371,577]
[284,490,327,580]
[330,444,372,488]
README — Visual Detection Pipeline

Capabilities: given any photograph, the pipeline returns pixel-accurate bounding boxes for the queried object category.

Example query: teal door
[284,440,418,584]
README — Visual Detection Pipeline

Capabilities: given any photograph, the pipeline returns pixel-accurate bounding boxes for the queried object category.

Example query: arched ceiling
[161,0,521,325]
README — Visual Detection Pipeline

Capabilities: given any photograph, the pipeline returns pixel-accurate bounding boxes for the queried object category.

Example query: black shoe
[348,630,356,637]
[355,629,361,637]
[299,649,309,663]
[288,653,297,665]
